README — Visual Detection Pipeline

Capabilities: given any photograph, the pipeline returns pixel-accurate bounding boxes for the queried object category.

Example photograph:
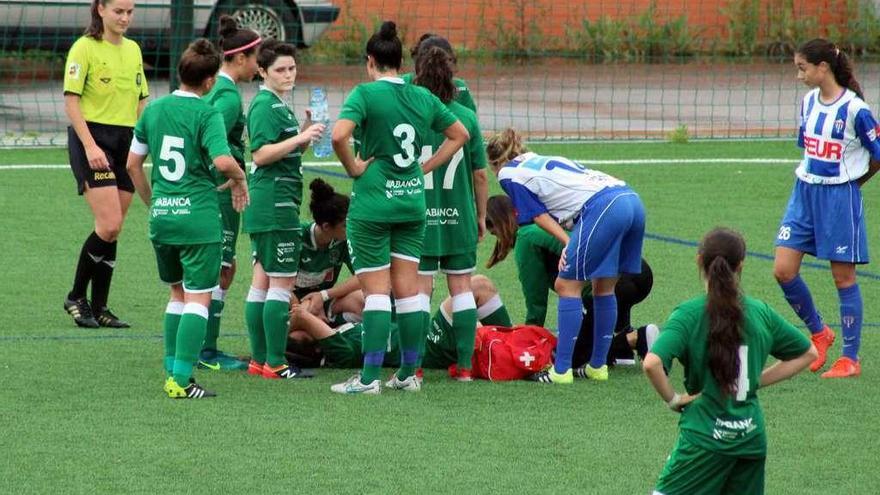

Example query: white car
[0,0,339,50]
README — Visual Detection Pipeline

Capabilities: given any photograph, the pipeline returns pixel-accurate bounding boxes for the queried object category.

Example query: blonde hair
[486,128,527,170]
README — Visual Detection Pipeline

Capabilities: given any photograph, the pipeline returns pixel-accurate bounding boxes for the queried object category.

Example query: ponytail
[797,38,865,100]
[217,15,261,62]
[84,0,106,39]
[486,195,519,268]
[699,227,746,397]
[832,49,864,100]
[414,45,456,104]
[366,21,402,71]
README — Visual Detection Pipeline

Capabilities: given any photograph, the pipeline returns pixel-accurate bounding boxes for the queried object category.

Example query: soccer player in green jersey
[402,33,477,113]
[198,15,262,371]
[63,0,149,329]
[243,39,325,380]
[296,179,364,325]
[287,275,512,380]
[413,44,489,382]
[330,21,469,394]
[126,39,249,399]
[643,228,817,494]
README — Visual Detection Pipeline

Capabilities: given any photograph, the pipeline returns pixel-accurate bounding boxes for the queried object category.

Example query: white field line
[0,158,799,170]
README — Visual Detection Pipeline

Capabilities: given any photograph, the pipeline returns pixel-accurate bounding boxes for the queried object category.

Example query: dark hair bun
[218,15,238,38]
[190,38,217,56]
[309,178,335,202]
[379,21,397,41]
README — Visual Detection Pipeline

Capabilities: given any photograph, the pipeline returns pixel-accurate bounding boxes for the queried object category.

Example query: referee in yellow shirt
[63,0,148,328]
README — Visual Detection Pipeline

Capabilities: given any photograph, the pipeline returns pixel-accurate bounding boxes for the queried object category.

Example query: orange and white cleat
[821,356,861,378]
[809,326,836,372]
[247,360,264,376]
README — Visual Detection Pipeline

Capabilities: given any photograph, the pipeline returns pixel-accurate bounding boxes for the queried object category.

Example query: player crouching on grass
[127,39,249,399]
[286,275,513,390]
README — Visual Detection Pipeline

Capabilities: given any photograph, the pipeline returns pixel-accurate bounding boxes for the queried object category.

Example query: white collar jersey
[797,88,880,185]
[497,152,625,226]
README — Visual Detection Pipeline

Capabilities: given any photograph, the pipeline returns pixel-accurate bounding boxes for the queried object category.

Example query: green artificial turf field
[1,141,875,494]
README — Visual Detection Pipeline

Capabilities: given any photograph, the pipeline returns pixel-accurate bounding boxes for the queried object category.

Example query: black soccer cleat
[165,377,217,399]
[64,297,99,328]
[95,308,130,328]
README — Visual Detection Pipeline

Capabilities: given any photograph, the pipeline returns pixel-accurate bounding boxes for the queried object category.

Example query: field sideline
[1,141,876,494]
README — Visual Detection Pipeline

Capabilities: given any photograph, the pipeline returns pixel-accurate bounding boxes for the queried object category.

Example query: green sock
[264,288,291,367]
[415,294,430,369]
[245,287,267,364]
[478,295,512,327]
[203,295,225,352]
[453,307,478,369]
[361,295,392,384]
[172,307,208,386]
[163,301,184,376]
[396,296,424,379]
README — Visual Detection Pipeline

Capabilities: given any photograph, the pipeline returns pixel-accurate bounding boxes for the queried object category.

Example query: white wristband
[667,393,682,411]
[320,290,330,302]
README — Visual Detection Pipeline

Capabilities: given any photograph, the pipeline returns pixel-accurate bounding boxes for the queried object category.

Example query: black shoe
[64,297,99,328]
[609,327,636,366]
[264,363,315,379]
[95,308,130,328]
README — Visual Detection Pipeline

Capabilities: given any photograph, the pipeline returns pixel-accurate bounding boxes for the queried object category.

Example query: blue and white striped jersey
[498,152,625,226]
[797,88,880,185]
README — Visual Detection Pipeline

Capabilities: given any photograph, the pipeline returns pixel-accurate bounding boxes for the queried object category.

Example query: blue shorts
[559,186,645,281]
[775,179,868,264]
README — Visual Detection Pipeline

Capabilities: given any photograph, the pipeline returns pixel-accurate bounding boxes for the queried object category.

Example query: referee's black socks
[69,231,116,307]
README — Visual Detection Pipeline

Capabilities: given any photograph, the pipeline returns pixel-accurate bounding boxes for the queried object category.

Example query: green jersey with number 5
[338,77,458,222]
[133,90,231,245]
[650,295,811,456]
[422,101,486,256]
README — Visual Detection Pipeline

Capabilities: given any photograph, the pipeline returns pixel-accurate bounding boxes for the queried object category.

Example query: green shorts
[152,242,222,293]
[319,322,401,368]
[219,201,241,267]
[346,218,424,274]
[418,251,477,275]
[250,229,301,277]
[422,309,458,369]
[654,435,765,495]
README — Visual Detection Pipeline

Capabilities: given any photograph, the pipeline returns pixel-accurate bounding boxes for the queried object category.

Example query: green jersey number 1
[736,345,750,402]
[421,147,464,190]
[159,135,186,181]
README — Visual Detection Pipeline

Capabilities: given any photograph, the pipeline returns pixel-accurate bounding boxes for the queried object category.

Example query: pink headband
[224,37,262,56]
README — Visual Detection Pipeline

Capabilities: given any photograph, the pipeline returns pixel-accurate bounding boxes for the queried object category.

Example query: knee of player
[471,275,496,300]
[96,223,122,242]
[554,277,583,297]
[772,265,797,284]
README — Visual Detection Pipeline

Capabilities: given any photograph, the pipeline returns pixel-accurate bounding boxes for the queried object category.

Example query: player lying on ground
[286,275,512,385]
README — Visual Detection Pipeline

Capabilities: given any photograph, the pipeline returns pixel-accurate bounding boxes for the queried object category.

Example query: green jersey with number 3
[134,90,231,245]
[338,77,458,222]
[422,101,485,256]
[244,87,304,233]
[651,295,811,456]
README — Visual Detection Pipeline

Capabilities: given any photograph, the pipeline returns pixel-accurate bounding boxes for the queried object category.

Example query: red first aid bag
[471,325,557,381]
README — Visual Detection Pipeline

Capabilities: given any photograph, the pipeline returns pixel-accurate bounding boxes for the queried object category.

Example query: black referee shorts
[68,122,135,195]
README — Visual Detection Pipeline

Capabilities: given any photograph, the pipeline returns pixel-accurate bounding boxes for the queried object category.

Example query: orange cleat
[247,360,264,376]
[261,363,314,379]
[809,326,836,372]
[821,357,861,378]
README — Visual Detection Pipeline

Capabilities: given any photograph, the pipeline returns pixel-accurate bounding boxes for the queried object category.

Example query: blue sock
[779,275,824,334]
[839,284,862,361]
[589,294,618,369]
[554,297,583,373]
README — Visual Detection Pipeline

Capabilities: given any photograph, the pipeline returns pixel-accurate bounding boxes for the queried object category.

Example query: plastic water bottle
[309,87,333,158]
